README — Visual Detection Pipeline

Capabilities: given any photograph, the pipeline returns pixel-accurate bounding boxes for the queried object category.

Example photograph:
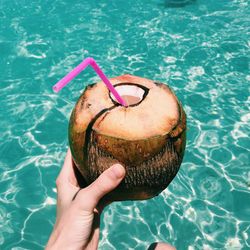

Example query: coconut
[69,74,186,201]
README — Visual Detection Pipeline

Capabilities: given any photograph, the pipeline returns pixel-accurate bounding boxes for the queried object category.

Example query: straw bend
[52,57,127,106]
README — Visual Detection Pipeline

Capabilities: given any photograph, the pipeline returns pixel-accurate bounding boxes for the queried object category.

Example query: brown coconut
[69,74,186,201]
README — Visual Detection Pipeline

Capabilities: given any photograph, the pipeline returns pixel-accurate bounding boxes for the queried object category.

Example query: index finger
[56,148,76,185]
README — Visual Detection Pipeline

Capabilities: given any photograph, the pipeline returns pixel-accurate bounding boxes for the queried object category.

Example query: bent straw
[52,57,127,106]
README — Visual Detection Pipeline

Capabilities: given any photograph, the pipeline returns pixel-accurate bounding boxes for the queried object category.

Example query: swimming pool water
[0,0,249,249]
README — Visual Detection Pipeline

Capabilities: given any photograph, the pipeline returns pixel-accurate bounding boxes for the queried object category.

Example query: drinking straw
[52,57,127,106]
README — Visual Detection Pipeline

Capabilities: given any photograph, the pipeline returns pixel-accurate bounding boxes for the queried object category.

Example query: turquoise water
[0,0,249,249]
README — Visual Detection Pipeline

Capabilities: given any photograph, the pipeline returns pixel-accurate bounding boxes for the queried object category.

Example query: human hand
[46,149,126,250]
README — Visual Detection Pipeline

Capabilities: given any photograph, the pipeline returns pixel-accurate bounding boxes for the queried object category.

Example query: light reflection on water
[0,0,249,249]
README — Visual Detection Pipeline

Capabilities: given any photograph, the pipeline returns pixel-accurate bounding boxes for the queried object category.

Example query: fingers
[74,164,126,211]
[56,149,78,187]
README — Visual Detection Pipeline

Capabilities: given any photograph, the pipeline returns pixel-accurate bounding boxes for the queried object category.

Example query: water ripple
[0,0,249,249]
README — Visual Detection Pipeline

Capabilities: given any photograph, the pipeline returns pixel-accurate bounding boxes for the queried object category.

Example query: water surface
[0,0,249,249]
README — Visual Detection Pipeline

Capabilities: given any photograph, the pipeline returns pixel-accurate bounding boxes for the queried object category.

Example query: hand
[46,149,126,250]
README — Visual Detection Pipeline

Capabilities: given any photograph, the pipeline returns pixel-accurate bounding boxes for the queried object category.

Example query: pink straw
[52,57,127,106]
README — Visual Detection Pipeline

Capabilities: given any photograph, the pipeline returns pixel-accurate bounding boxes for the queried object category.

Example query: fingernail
[111,164,125,178]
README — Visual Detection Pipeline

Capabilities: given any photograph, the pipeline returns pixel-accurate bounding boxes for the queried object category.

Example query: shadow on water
[162,0,197,8]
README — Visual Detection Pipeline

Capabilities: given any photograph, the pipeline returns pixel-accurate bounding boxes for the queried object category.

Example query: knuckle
[55,177,62,188]
[105,169,118,183]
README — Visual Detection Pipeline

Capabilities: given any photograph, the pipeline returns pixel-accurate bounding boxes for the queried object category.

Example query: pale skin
[46,149,175,250]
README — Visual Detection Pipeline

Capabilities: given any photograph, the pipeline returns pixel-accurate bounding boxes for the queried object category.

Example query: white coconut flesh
[93,83,180,140]
[110,84,145,106]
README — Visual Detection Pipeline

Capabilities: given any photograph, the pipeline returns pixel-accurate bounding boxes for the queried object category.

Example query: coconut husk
[69,74,186,201]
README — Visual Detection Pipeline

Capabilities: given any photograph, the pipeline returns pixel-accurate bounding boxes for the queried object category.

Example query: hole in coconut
[110,84,147,107]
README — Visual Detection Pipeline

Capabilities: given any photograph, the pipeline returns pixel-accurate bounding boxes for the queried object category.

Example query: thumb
[74,164,125,211]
